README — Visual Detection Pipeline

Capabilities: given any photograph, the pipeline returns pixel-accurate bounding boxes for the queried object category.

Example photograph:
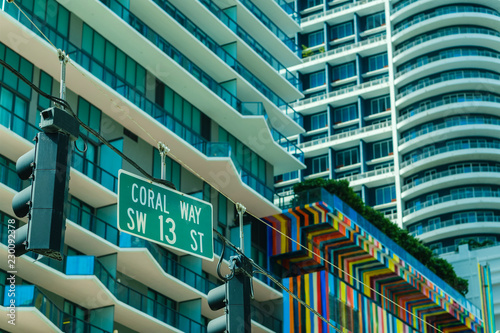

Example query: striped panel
[264,198,484,333]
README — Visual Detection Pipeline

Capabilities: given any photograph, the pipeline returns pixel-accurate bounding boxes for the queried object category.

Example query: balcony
[403,188,500,217]
[399,116,500,145]
[238,0,297,52]
[409,217,500,237]
[339,165,395,184]
[301,0,382,26]
[396,70,500,100]
[0,102,118,194]
[289,77,389,113]
[395,48,500,79]
[298,33,386,67]
[400,140,500,169]
[98,0,302,127]
[2,284,110,333]
[394,26,500,58]
[299,120,392,150]
[273,0,300,23]
[398,92,500,124]
[198,0,300,88]
[392,5,500,36]
[402,164,500,193]
[391,0,419,14]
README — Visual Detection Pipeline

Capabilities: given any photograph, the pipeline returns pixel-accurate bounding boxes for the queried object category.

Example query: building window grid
[0,42,34,99]
[310,112,327,130]
[307,30,324,48]
[82,23,146,93]
[332,62,356,81]
[331,21,354,40]
[309,71,326,89]
[366,53,388,72]
[372,140,393,159]
[375,185,396,205]
[364,11,385,31]
[311,155,329,174]
[336,148,359,168]
[0,85,30,139]
[334,104,358,123]
[368,95,390,115]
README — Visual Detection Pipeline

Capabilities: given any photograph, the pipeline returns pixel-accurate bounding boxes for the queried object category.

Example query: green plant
[301,44,313,58]
[293,178,469,296]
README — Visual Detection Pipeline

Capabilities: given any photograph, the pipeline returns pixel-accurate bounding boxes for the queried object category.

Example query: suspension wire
[0,57,175,189]
[8,0,57,50]
[4,2,450,331]
[215,230,348,333]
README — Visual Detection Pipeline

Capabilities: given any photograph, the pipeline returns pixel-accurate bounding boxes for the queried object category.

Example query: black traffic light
[207,256,252,333]
[11,107,78,261]
[207,284,227,333]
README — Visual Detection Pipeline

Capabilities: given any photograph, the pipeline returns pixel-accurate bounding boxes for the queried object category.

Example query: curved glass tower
[276,0,500,256]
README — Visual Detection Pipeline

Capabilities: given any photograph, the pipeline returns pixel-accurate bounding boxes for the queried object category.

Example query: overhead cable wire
[4,2,449,331]
[214,230,349,333]
[5,0,162,161]
[0,57,175,190]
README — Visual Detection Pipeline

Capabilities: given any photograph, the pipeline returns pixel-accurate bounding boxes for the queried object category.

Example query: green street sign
[117,170,213,260]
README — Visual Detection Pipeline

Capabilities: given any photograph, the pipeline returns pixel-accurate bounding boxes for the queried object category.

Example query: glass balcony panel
[66,256,96,275]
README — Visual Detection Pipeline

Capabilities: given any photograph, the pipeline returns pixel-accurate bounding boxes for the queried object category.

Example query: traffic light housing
[207,284,228,333]
[11,107,78,261]
[207,256,252,333]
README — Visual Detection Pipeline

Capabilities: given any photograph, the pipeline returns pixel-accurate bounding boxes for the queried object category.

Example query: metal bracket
[157,142,170,180]
[236,203,246,252]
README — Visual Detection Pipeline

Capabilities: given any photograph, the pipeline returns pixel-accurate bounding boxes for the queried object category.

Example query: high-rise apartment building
[276,0,500,266]
[0,0,305,331]
[1,0,499,331]
[272,0,500,328]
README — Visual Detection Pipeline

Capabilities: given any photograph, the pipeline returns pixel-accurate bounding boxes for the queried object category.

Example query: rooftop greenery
[293,178,469,296]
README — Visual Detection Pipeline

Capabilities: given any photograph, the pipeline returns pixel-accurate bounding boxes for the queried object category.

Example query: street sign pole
[117,170,214,260]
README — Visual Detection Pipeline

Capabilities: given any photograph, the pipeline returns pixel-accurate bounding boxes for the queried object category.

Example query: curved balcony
[399,116,500,148]
[419,222,500,246]
[410,217,500,238]
[400,140,500,170]
[402,168,500,201]
[392,0,420,14]
[289,77,389,114]
[393,26,500,58]
[395,48,500,79]
[392,5,500,38]
[196,0,300,88]
[431,241,500,256]
[402,164,500,193]
[403,188,500,218]
[396,70,500,101]
[398,92,500,125]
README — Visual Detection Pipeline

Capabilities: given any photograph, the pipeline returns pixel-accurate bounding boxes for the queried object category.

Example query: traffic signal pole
[207,254,253,333]
[11,50,78,260]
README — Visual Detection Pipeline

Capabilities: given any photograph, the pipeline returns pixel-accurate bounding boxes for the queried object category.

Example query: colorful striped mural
[264,191,484,333]
[478,264,495,333]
